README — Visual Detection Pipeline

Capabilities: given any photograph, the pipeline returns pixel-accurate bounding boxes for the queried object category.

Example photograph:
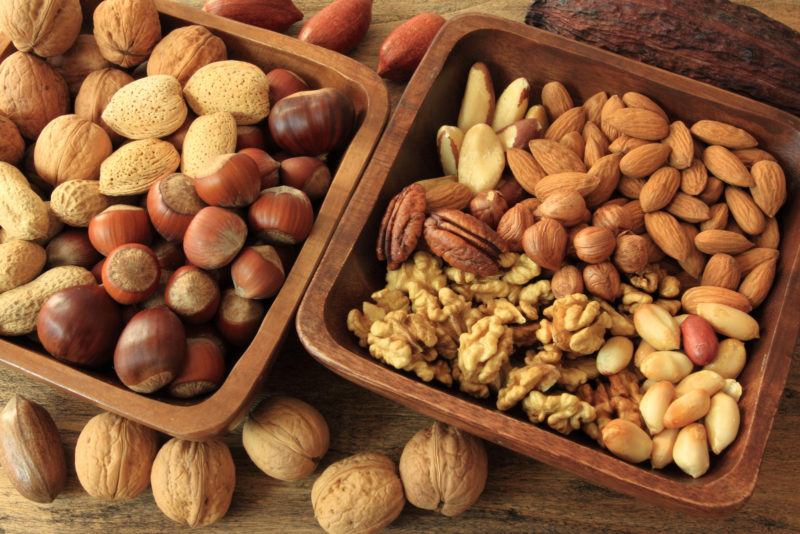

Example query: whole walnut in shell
[0,0,82,57]
[48,34,111,95]
[0,52,70,139]
[147,25,227,86]
[242,396,329,481]
[75,412,159,500]
[75,67,135,141]
[151,438,236,527]
[399,422,487,516]
[0,116,25,165]
[34,115,113,186]
[311,452,405,534]
[93,0,161,67]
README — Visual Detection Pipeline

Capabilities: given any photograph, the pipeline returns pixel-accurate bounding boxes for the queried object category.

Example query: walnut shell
[75,67,134,141]
[147,25,227,86]
[75,412,159,500]
[399,422,487,516]
[34,115,113,186]
[0,116,25,165]
[0,0,82,58]
[0,52,70,139]
[311,452,405,534]
[93,0,161,68]
[48,34,111,95]
[151,438,235,527]
[242,396,329,481]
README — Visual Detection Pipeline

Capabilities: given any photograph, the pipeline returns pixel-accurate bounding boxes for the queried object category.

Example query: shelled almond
[351,62,788,480]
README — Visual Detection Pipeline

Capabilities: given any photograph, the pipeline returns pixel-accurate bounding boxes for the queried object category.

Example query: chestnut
[46,230,101,268]
[216,289,265,346]
[88,205,153,256]
[101,243,161,305]
[248,186,314,245]
[268,88,354,156]
[231,245,285,300]
[114,307,186,394]
[165,266,221,324]
[152,239,186,270]
[37,285,122,368]
[236,126,266,150]
[168,337,226,399]
[194,153,261,207]
[265,68,309,103]
[279,156,331,201]
[146,173,206,242]
[239,148,280,189]
[183,207,247,270]
[91,258,105,283]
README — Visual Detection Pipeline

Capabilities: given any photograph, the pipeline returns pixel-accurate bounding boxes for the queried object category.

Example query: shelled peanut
[0,0,356,409]
[350,62,787,478]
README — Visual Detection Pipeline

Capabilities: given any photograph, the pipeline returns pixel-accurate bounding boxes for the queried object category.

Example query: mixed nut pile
[0,0,356,397]
[350,62,786,477]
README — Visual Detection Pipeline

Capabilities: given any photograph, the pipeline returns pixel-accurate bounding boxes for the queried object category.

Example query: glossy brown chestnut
[231,245,285,300]
[168,337,227,399]
[248,186,314,245]
[146,173,206,242]
[183,207,247,270]
[91,259,105,283]
[37,285,122,367]
[268,88,354,156]
[216,289,266,346]
[194,153,261,207]
[46,230,100,268]
[265,68,309,103]
[165,266,221,324]
[279,156,331,201]
[88,205,153,256]
[114,307,186,394]
[151,239,186,270]
[239,148,280,189]
[101,243,161,305]
[236,126,266,150]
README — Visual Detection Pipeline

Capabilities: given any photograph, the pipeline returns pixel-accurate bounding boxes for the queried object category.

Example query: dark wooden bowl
[0,0,389,440]
[297,14,800,514]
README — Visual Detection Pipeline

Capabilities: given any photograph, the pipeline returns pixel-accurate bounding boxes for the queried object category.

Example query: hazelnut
[151,438,235,527]
[242,396,329,481]
[231,245,285,300]
[165,266,221,324]
[183,207,247,270]
[216,289,266,346]
[592,203,631,235]
[583,262,621,301]
[0,395,67,503]
[101,243,160,305]
[495,176,525,206]
[496,203,534,252]
[279,156,331,201]
[614,233,649,273]
[168,337,226,399]
[522,217,567,271]
[248,186,314,245]
[264,68,309,103]
[312,453,405,534]
[114,307,186,393]
[399,422,487,517]
[239,147,280,189]
[551,265,584,298]
[469,190,508,228]
[151,239,186,270]
[624,200,646,233]
[74,412,159,500]
[140,268,171,310]
[573,225,616,264]
[146,173,205,242]
[37,285,121,367]
[268,88,354,156]
[46,229,100,267]
[194,153,262,207]
[88,205,153,256]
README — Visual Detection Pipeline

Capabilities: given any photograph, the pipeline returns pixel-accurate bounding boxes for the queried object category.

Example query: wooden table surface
[1,1,798,532]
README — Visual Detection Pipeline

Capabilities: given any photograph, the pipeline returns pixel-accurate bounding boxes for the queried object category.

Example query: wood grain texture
[0,1,797,532]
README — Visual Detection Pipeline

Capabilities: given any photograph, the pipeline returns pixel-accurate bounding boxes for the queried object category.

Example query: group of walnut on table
[349,62,785,477]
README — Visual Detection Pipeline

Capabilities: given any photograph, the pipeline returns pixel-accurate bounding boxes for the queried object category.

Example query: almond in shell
[690,120,757,150]
[749,160,786,218]
[102,74,188,140]
[619,143,671,179]
[639,166,680,212]
[99,139,180,196]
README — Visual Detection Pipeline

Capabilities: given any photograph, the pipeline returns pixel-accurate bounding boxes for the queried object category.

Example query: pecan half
[376,183,426,269]
[423,209,508,276]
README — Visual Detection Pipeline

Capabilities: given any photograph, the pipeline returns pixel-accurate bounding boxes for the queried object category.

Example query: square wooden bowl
[0,0,388,440]
[297,14,800,513]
